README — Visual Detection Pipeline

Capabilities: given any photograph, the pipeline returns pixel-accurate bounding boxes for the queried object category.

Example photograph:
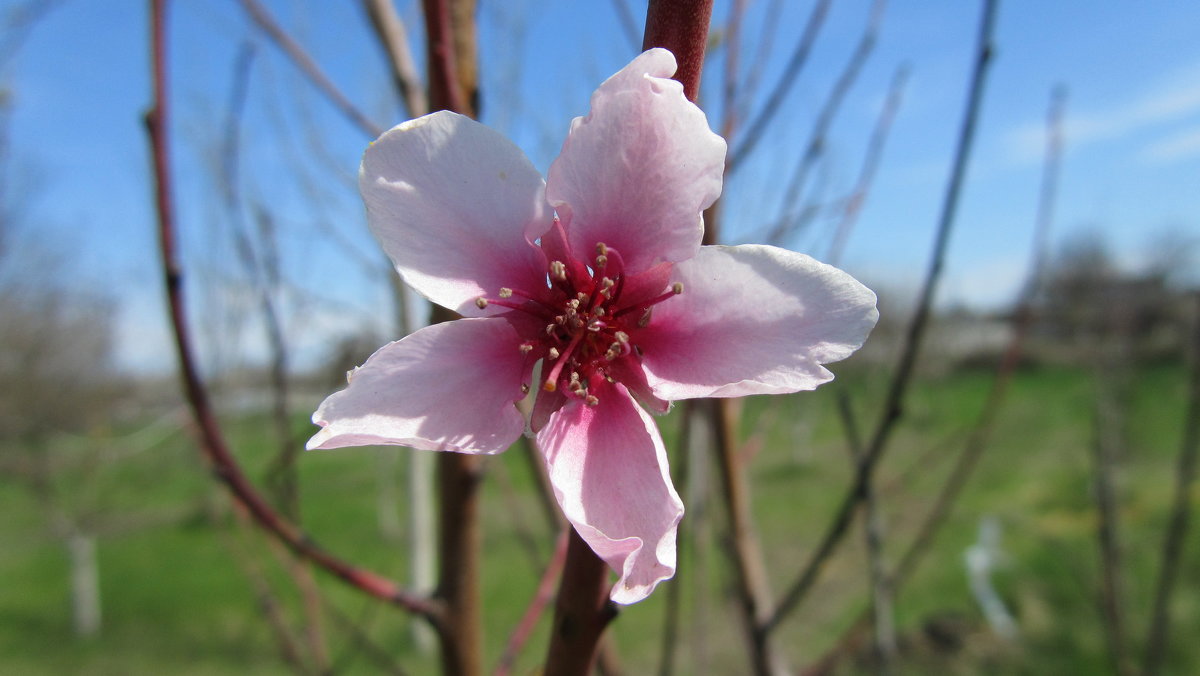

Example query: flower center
[476,240,681,406]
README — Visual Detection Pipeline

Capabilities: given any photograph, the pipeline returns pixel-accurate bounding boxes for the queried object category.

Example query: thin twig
[657,403,695,676]
[767,0,887,245]
[494,530,570,676]
[543,528,619,676]
[237,0,384,138]
[826,64,908,265]
[766,0,1001,632]
[726,0,832,170]
[146,0,439,622]
[362,0,428,118]
[1144,292,1200,676]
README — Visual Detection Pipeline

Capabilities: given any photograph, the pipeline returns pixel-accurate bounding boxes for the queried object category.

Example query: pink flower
[308,49,878,604]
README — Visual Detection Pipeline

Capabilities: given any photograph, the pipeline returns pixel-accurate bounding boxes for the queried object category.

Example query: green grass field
[2,362,1196,674]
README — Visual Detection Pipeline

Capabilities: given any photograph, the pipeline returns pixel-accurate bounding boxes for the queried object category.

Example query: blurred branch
[362,0,428,118]
[543,528,619,676]
[826,64,908,265]
[726,0,831,171]
[657,403,695,676]
[146,0,439,622]
[237,0,384,138]
[1144,292,1200,676]
[767,0,1000,632]
[712,398,786,676]
[494,530,569,676]
[767,0,886,245]
[610,0,641,52]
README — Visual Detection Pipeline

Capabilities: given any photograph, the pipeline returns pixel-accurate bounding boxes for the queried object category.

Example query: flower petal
[536,380,683,604]
[545,48,726,273]
[640,245,878,399]
[308,318,527,454]
[360,111,554,315]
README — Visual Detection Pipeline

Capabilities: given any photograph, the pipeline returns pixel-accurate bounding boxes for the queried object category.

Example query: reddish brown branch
[543,529,619,676]
[145,0,438,622]
[641,0,715,102]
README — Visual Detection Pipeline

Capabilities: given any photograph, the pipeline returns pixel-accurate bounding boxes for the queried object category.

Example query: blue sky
[3,0,1198,373]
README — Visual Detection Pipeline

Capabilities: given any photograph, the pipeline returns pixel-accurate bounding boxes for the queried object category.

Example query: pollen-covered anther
[605,343,622,360]
[585,394,600,407]
[614,330,629,344]
[520,383,530,394]
[595,242,609,256]
[576,292,590,305]
[550,260,567,281]
[594,307,605,317]
[672,282,684,294]
[595,254,608,269]
[499,287,513,298]
[475,297,488,309]
[518,343,534,354]
[548,347,560,360]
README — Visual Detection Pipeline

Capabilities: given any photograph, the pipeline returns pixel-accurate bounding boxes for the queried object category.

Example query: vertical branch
[768,0,1001,631]
[543,529,619,676]
[641,0,715,102]
[421,3,482,673]
[1144,293,1200,676]
[711,398,786,676]
[494,530,570,676]
[1091,365,1133,676]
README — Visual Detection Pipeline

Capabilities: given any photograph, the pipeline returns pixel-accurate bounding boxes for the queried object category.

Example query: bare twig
[657,403,695,676]
[712,398,786,675]
[494,530,570,676]
[726,0,832,170]
[826,64,908,265]
[1144,292,1200,675]
[146,0,438,622]
[362,0,428,118]
[237,0,384,138]
[767,0,887,245]
[767,0,1001,632]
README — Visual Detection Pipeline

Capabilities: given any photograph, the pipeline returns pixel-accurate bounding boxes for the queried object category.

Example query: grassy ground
[1,362,1195,674]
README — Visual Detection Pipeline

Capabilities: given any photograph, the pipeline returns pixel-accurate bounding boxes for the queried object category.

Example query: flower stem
[543,528,618,675]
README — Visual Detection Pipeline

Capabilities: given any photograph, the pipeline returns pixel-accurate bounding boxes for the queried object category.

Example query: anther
[499,288,513,298]
[548,347,560,360]
[672,282,684,294]
[550,260,567,281]
[595,254,608,269]
[594,307,605,317]
[585,395,600,406]
[638,307,652,328]
[521,383,530,394]
[475,298,488,309]
[615,331,629,344]
[519,343,533,354]
[595,242,608,256]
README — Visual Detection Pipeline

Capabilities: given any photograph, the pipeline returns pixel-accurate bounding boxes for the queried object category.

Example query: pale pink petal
[640,245,878,399]
[536,381,683,604]
[545,49,726,273]
[308,318,527,454]
[360,111,555,315]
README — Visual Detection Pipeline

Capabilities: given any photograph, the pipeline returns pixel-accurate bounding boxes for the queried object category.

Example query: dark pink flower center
[476,230,681,406]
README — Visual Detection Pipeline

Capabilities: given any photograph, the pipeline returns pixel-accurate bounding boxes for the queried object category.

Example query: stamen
[499,288,513,298]
[585,394,600,406]
[519,343,533,354]
[595,242,608,256]
[543,331,584,391]
[595,254,608,269]
[549,260,567,281]
[638,308,652,328]
[475,298,488,309]
[547,347,560,360]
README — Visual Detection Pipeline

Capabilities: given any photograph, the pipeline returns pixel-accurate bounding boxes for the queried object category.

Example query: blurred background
[1,0,1197,674]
